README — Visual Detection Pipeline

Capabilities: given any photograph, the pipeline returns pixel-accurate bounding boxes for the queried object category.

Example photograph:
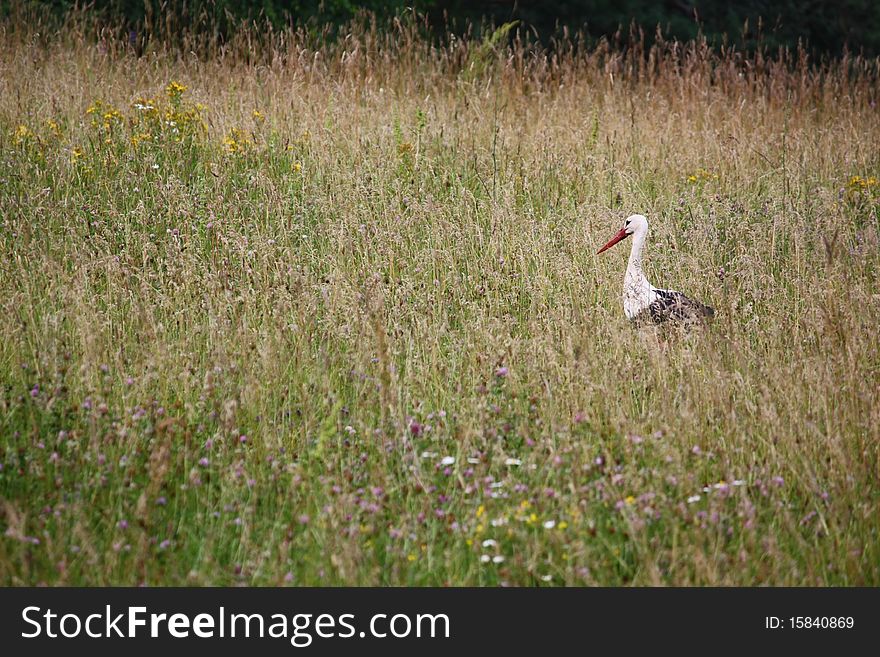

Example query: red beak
[597,228,630,254]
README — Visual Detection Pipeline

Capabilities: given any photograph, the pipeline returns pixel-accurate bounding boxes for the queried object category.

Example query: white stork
[597,214,714,324]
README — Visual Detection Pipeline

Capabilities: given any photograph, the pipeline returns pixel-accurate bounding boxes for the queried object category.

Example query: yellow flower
[476,504,485,518]
[13,124,33,144]
[252,109,265,123]
[558,521,568,530]
[293,162,302,173]
[475,524,484,534]
[520,500,531,510]
[223,127,250,154]
[407,554,416,562]
[624,495,636,506]
[130,132,152,147]
[465,538,473,546]
[46,119,62,138]
[71,147,85,162]
[166,81,187,98]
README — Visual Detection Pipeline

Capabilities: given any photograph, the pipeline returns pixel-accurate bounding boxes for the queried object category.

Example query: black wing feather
[636,288,714,324]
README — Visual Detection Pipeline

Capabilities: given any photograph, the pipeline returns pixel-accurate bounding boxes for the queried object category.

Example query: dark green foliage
[1,2,879,60]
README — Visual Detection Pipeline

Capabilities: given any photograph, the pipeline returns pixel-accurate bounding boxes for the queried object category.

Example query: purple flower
[156,496,167,506]
[409,421,422,437]
[495,366,509,378]
[198,457,209,467]
[30,385,39,398]
[118,520,129,530]
[239,435,247,444]
[298,514,310,525]
[159,539,171,550]
[771,476,784,487]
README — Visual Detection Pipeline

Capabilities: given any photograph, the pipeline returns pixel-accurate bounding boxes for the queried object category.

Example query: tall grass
[1,9,878,585]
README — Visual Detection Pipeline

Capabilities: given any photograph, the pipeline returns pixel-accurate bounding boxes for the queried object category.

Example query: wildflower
[687,168,719,184]
[407,554,417,562]
[46,119,62,138]
[543,520,556,529]
[159,539,171,550]
[439,456,455,466]
[252,110,265,123]
[13,124,33,145]
[480,554,491,563]
[557,521,568,530]
[166,81,187,98]
[293,162,302,173]
[130,132,152,147]
[504,458,522,466]
[481,539,497,548]
[476,505,485,518]
[298,514,310,525]
[624,495,636,506]
[198,457,209,467]
[687,495,701,504]
[495,366,509,378]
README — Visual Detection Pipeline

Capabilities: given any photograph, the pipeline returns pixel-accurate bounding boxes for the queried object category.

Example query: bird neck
[622,230,654,319]
[625,230,650,287]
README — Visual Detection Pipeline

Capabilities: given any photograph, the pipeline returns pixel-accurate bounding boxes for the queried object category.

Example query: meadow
[1,12,879,586]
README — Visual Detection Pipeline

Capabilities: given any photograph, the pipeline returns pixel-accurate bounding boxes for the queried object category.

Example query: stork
[597,214,714,324]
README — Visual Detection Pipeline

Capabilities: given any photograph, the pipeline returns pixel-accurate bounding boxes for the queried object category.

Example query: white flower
[151,163,160,170]
[543,520,556,529]
[492,555,505,564]
[687,495,701,504]
[490,517,508,527]
[481,539,497,548]
[732,479,746,486]
[480,554,491,563]
[504,458,522,466]
[467,457,481,464]
[420,451,437,459]
[540,575,552,582]
[439,456,455,466]
[489,481,504,489]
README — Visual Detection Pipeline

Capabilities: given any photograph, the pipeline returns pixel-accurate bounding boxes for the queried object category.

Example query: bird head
[597,214,648,254]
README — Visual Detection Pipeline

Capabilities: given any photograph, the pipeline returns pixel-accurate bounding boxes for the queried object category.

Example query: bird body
[598,214,714,324]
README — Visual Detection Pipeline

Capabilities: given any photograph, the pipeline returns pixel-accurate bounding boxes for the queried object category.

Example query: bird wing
[645,287,715,323]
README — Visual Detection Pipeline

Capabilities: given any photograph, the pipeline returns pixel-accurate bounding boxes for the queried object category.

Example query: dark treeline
[4,1,880,56]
